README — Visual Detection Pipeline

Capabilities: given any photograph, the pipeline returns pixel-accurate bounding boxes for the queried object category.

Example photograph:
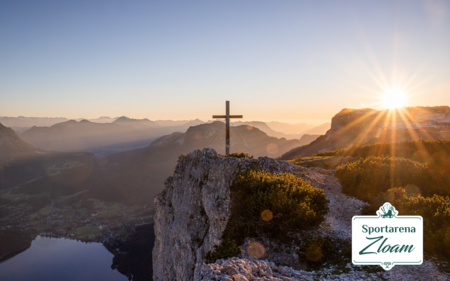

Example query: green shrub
[223,152,253,159]
[390,194,450,257]
[335,156,449,202]
[315,140,450,172]
[222,170,329,245]
[205,239,242,263]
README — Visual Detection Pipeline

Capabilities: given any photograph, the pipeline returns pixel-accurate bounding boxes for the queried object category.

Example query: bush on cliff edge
[222,170,329,246]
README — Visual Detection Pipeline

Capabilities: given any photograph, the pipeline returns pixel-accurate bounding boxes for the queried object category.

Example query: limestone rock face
[152,148,300,281]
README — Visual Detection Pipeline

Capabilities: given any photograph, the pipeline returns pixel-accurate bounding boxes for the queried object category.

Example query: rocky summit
[152,148,298,280]
[281,106,450,159]
[153,147,449,281]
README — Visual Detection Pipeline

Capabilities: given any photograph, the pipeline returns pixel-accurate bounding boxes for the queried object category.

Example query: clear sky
[1,0,449,124]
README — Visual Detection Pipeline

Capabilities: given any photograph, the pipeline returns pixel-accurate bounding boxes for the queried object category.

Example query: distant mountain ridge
[113,116,160,129]
[18,118,210,154]
[20,120,154,153]
[88,116,117,123]
[281,106,450,159]
[265,121,313,134]
[0,117,69,133]
[18,116,321,155]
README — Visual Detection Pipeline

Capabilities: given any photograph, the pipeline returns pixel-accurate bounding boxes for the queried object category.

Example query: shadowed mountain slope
[0,123,94,190]
[0,123,43,164]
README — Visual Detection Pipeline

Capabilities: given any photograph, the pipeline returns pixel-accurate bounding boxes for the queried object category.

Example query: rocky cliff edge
[152,148,300,280]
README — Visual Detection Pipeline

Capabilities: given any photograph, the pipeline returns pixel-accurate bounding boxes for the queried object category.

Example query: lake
[0,236,127,281]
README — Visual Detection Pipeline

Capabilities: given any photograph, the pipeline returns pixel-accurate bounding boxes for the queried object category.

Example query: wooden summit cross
[212,101,243,156]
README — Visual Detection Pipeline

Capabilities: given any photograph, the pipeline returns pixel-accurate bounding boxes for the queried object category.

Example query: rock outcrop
[280,106,450,159]
[152,148,300,280]
[153,147,450,281]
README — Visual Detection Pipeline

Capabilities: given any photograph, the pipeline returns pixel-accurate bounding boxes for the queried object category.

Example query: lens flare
[247,242,265,259]
[404,184,420,198]
[266,143,278,154]
[261,209,273,221]
[305,244,323,261]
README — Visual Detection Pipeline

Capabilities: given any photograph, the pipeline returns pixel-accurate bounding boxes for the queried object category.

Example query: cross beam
[212,101,243,155]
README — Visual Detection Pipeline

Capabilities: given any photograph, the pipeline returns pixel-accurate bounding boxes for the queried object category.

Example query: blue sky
[1,0,449,124]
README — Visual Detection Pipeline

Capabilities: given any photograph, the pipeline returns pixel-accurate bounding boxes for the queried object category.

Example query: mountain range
[15,117,324,154]
[20,119,154,154]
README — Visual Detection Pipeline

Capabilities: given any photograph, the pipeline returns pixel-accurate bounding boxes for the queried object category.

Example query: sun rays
[327,34,440,162]
[333,105,439,171]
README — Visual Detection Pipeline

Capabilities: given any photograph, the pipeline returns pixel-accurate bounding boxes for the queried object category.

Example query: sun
[382,89,406,109]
